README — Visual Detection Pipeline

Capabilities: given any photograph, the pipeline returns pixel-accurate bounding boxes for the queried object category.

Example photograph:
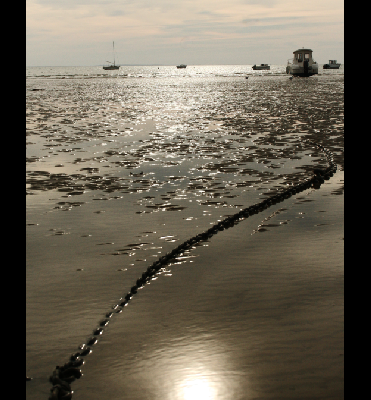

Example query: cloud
[242,16,301,25]
[106,9,126,17]
[26,0,344,66]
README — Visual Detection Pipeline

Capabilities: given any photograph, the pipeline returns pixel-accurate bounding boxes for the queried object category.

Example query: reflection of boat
[252,64,270,70]
[323,60,340,69]
[176,64,187,69]
[103,41,120,70]
[286,48,318,77]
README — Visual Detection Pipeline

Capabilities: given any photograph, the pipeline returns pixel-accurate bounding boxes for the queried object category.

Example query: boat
[252,64,270,70]
[103,41,120,70]
[103,64,119,70]
[286,48,318,77]
[176,64,187,69]
[323,60,341,69]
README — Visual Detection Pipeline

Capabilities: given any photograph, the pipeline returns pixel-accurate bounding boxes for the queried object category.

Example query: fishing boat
[286,48,318,77]
[252,64,270,70]
[323,60,341,69]
[176,64,187,69]
[103,41,120,70]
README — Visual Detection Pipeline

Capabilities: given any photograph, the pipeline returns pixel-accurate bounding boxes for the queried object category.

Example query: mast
[113,41,115,66]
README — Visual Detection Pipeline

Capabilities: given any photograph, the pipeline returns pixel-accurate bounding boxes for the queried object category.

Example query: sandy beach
[26,65,343,399]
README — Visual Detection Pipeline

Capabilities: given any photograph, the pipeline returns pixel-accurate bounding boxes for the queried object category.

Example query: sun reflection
[182,376,217,400]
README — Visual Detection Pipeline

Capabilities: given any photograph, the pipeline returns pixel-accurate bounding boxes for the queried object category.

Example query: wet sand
[26,66,343,399]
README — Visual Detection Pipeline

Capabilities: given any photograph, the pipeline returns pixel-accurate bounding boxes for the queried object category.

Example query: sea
[26,65,344,400]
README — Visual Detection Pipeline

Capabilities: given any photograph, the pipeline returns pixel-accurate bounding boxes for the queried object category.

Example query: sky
[26,0,344,66]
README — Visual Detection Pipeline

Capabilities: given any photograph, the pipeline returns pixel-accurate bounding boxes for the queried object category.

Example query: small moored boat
[286,48,318,77]
[323,60,340,69]
[103,64,119,70]
[252,64,270,70]
[176,64,187,69]
[103,41,120,70]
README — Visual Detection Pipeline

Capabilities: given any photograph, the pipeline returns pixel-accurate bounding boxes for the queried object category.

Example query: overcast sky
[26,0,344,66]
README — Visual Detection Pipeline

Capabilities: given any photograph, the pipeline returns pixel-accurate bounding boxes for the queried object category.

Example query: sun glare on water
[182,377,217,400]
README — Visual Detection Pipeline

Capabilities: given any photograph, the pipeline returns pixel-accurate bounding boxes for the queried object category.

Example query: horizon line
[26,62,343,67]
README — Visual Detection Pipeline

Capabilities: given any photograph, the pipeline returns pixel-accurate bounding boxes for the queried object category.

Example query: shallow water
[26,65,344,399]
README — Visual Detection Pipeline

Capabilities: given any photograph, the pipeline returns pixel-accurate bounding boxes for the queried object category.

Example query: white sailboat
[103,42,120,70]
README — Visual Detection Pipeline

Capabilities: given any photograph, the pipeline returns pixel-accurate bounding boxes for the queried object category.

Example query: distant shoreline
[26,63,344,68]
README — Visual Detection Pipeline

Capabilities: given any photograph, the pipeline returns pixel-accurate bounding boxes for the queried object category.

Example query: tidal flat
[26,65,343,400]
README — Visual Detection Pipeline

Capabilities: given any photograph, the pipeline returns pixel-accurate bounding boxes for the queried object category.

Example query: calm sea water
[26,65,344,399]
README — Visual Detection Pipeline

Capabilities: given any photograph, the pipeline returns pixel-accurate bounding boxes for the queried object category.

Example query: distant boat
[252,64,270,70]
[103,41,120,70]
[286,48,318,77]
[176,64,187,69]
[323,60,341,69]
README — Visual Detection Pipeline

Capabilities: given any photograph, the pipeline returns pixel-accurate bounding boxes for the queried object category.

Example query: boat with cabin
[286,48,318,77]
[252,64,270,70]
[103,41,120,70]
[323,60,340,69]
[176,64,187,69]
